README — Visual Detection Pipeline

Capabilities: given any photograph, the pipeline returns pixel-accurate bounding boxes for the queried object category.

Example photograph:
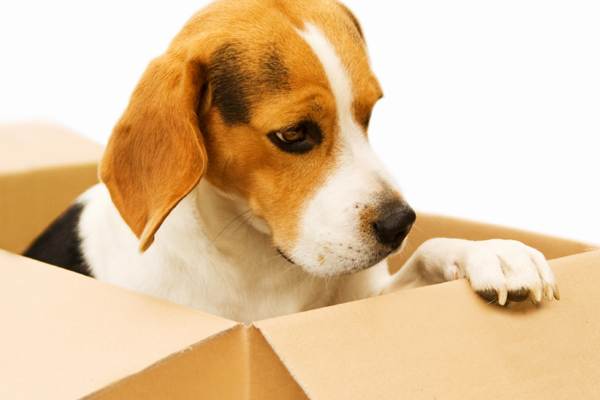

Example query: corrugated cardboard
[0,249,238,400]
[257,249,600,399]
[1,123,599,399]
[0,123,104,254]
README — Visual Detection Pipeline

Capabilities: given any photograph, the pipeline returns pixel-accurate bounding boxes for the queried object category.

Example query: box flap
[94,326,309,400]
[0,123,103,173]
[0,123,104,254]
[257,250,600,399]
[0,251,238,400]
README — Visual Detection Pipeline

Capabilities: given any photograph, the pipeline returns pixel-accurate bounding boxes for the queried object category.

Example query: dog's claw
[553,285,561,301]
[544,285,554,301]
[532,286,543,303]
[498,287,508,306]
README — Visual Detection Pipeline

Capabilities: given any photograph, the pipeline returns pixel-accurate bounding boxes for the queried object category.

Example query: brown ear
[99,55,208,252]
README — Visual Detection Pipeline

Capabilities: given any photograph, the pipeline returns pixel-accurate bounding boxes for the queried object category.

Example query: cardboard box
[1,123,599,400]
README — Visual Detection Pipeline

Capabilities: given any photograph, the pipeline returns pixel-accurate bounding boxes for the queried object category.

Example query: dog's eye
[267,120,322,154]
[276,126,306,143]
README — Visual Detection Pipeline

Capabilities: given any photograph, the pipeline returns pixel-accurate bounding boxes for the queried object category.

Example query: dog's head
[100,0,415,277]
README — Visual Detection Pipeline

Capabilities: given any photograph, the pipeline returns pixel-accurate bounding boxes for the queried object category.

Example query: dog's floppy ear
[99,55,208,252]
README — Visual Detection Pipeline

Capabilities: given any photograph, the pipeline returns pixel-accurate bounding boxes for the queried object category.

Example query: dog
[24,0,559,323]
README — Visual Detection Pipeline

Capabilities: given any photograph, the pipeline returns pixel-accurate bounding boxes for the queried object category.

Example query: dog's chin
[277,241,406,278]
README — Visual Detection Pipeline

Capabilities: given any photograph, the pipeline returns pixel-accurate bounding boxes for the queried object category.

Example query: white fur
[293,24,403,276]
[76,21,558,323]
[79,181,345,323]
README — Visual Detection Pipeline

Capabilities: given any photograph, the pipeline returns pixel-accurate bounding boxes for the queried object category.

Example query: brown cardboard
[1,123,599,399]
[0,249,238,400]
[94,326,308,400]
[257,249,600,399]
[0,123,104,254]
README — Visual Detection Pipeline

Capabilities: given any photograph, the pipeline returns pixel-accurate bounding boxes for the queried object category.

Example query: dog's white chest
[146,248,338,323]
[79,183,339,323]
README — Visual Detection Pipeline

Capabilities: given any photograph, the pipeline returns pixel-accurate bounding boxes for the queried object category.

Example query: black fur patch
[23,203,92,277]
[210,42,289,126]
[257,45,290,91]
[210,43,252,126]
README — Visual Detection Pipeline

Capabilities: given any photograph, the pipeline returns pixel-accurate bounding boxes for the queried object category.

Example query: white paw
[454,239,559,305]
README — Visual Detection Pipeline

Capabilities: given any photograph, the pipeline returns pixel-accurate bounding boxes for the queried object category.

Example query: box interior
[2,123,599,400]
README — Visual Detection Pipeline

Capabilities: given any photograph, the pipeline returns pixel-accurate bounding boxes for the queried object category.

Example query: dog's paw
[453,239,559,306]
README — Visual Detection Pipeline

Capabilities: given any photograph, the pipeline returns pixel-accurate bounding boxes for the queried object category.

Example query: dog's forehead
[187,0,380,126]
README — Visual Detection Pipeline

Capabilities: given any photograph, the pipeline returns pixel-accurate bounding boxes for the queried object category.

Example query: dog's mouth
[276,244,402,277]
[276,248,296,265]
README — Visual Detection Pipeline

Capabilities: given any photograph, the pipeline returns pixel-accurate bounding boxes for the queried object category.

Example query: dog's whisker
[486,298,497,306]
[411,224,424,234]
[256,253,288,268]
[276,260,298,278]
[306,270,320,296]
[299,272,313,290]
[429,215,446,228]
[233,212,255,234]
[400,238,414,258]
[204,209,252,249]
[271,258,293,279]
[245,215,257,238]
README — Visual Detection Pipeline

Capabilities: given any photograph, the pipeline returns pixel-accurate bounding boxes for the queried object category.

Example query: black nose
[373,203,416,247]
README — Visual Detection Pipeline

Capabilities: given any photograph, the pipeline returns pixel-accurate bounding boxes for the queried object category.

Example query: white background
[1,0,598,245]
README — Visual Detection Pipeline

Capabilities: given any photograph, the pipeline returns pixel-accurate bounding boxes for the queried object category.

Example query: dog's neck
[192,179,272,250]
[149,180,338,322]
[158,179,275,272]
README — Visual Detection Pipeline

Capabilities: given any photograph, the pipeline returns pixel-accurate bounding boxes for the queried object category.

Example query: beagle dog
[25,0,559,323]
